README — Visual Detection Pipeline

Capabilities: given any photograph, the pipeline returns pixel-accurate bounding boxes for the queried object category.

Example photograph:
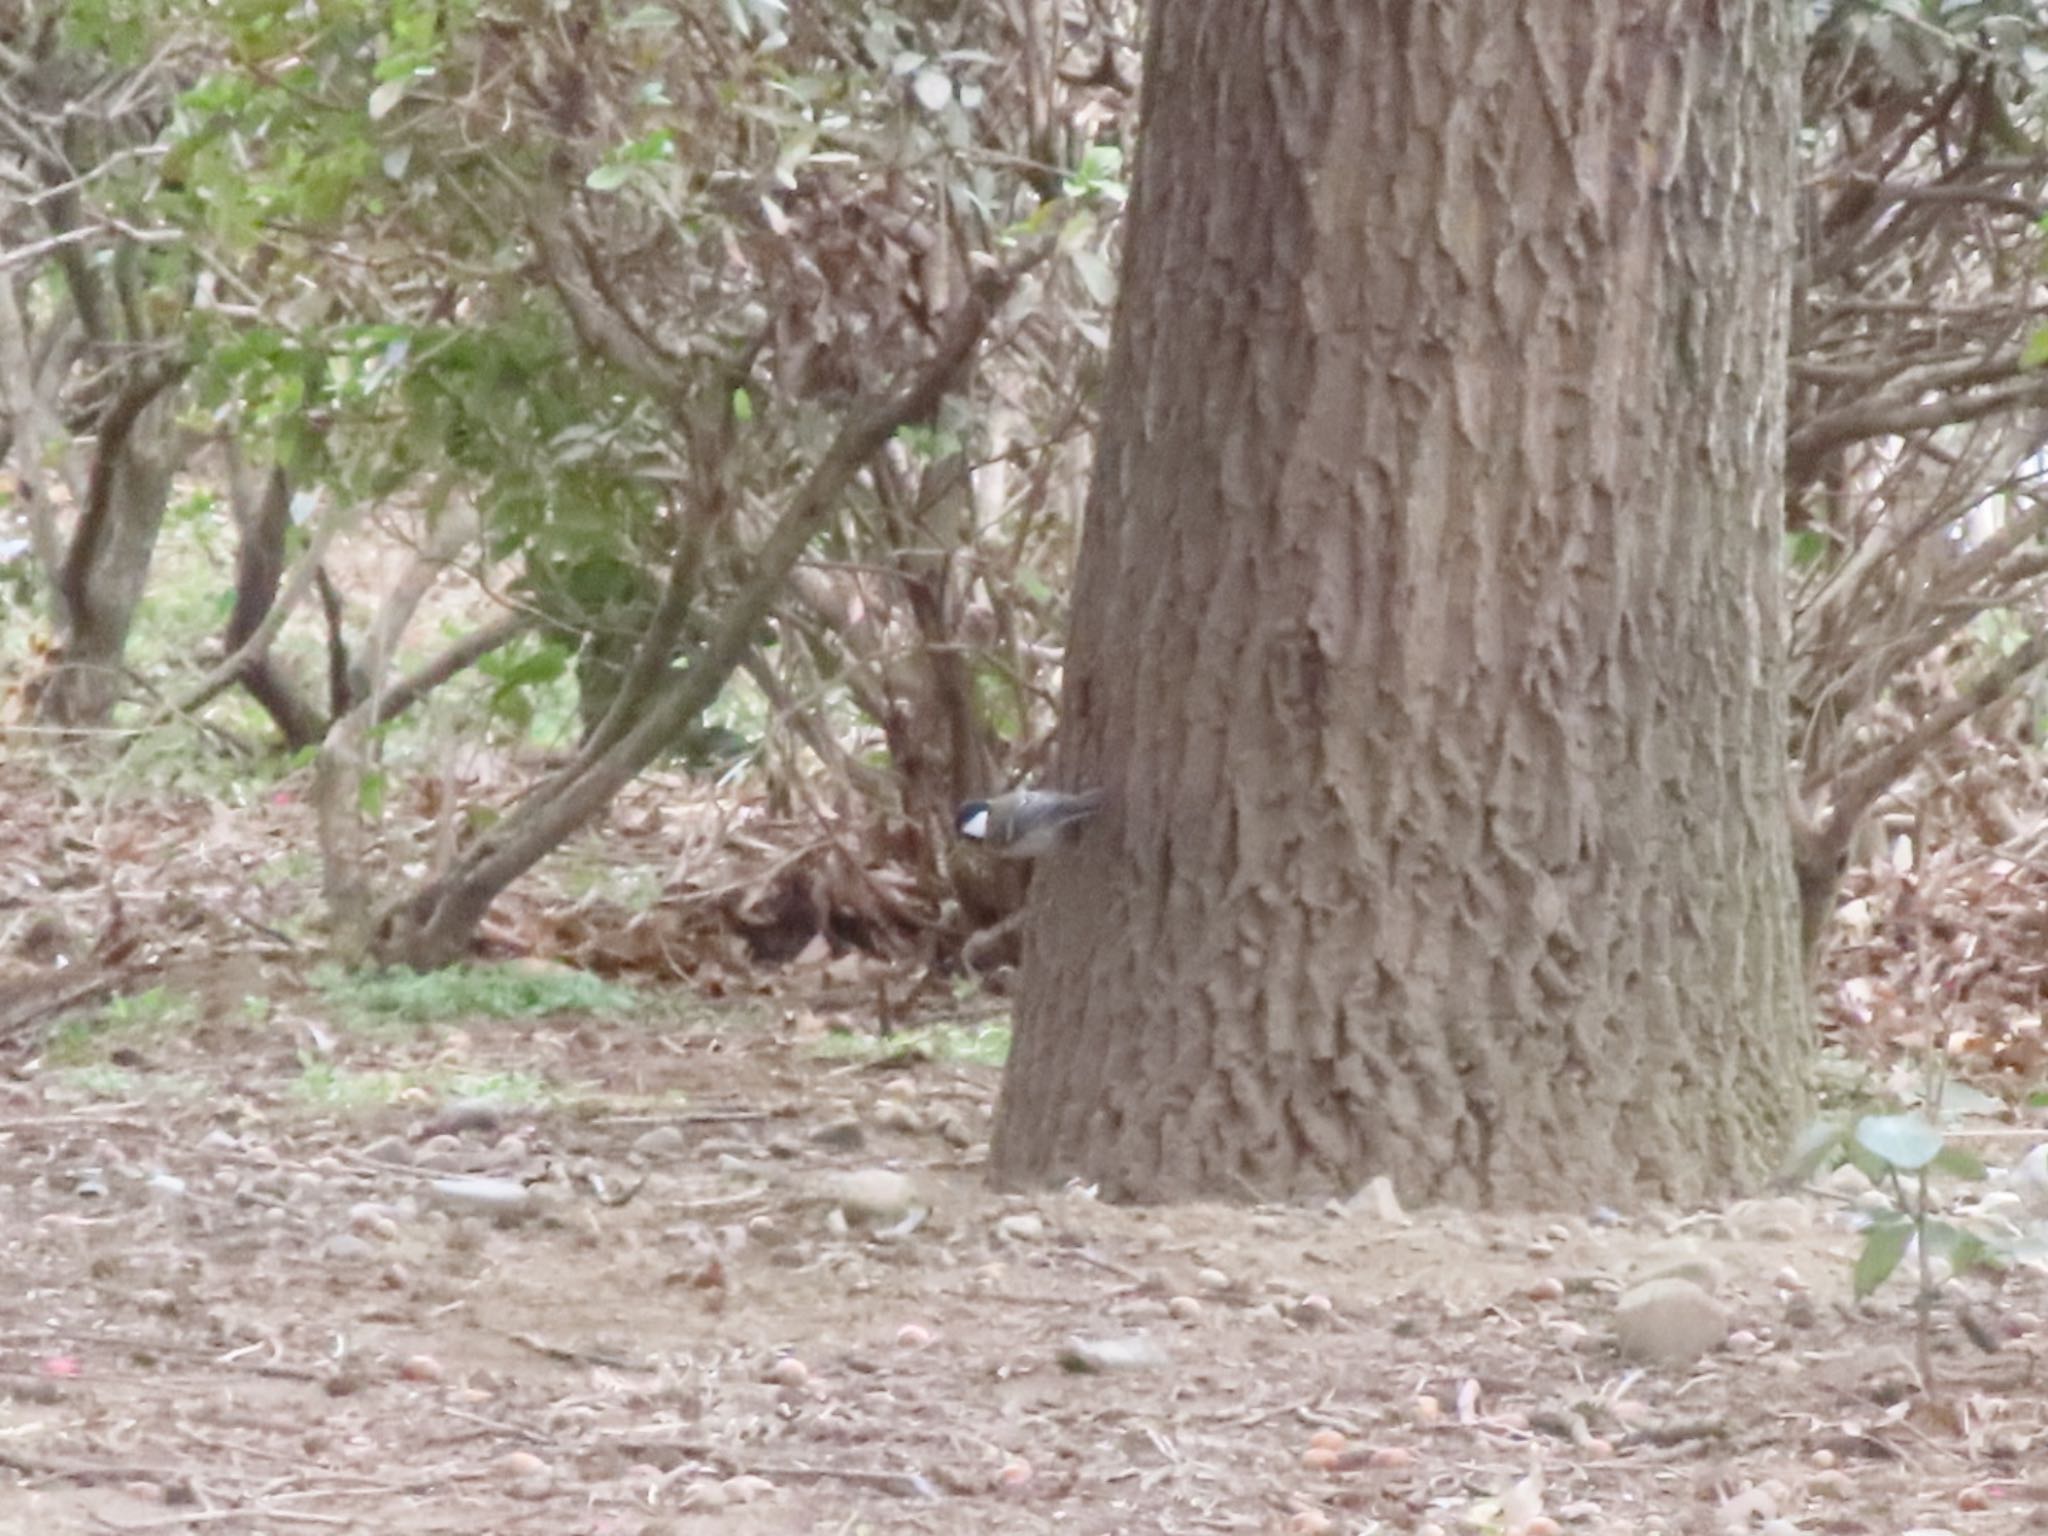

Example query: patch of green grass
[46,1063,209,1102]
[44,986,198,1067]
[813,1018,1011,1068]
[290,1059,558,1110]
[314,962,638,1026]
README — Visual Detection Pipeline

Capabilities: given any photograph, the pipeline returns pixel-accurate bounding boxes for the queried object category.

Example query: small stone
[1614,1278,1729,1365]
[1195,1267,1231,1291]
[426,1177,534,1224]
[1956,1487,1992,1512]
[1810,1448,1836,1469]
[324,1234,376,1262]
[498,1450,546,1478]
[350,1210,398,1242]
[360,1134,413,1167]
[1550,1319,1591,1351]
[1808,1469,1852,1500]
[722,1474,776,1504]
[1292,1294,1335,1324]
[1589,1205,1625,1227]
[871,1099,922,1133]
[1366,1445,1414,1469]
[1058,1334,1169,1372]
[766,1356,808,1388]
[198,1128,240,1155]
[1635,1245,1726,1294]
[678,1477,727,1508]
[996,1212,1046,1243]
[632,1125,687,1158]
[1167,1295,1202,1321]
[1527,1276,1565,1303]
[423,1099,504,1139]
[826,1168,919,1224]
[1725,1196,1810,1242]
[1773,1265,1806,1292]
[1411,1395,1442,1425]
[811,1118,866,1152]
[1783,1292,1819,1329]
[895,1323,933,1349]
[1527,1239,1556,1260]
[398,1354,443,1382]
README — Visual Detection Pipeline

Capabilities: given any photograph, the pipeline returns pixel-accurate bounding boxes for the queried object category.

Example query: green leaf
[368,78,409,120]
[2021,325,2048,371]
[731,386,753,423]
[1920,1220,1996,1277]
[1853,1218,1913,1298]
[619,5,680,30]
[1855,1113,1944,1171]
[1930,1144,1987,1180]
[1933,1081,2002,1118]
[586,162,633,191]
[1844,1140,1892,1186]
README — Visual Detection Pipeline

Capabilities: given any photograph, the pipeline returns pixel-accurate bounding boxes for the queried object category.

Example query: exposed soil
[2,981,2046,1536]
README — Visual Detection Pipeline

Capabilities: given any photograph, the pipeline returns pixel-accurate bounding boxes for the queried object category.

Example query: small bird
[955,787,1104,858]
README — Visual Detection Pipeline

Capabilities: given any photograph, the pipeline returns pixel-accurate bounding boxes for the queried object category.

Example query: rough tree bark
[993,3,1811,1207]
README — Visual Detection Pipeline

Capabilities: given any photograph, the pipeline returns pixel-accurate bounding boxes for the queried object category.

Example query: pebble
[996,1212,1046,1243]
[679,1478,728,1508]
[895,1323,933,1349]
[1167,1295,1202,1321]
[423,1099,503,1138]
[766,1356,808,1388]
[811,1118,866,1152]
[426,1177,534,1224]
[1195,1267,1231,1291]
[1057,1334,1169,1372]
[1724,1196,1810,1242]
[826,1168,919,1224]
[1614,1278,1729,1364]
[1808,1469,1852,1500]
[324,1234,376,1262]
[632,1125,687,1159]
[349,1208,399,1242]
[361,1135,413,1167]
[1527,1276,1565,1303]
[871,1099,922,1133]
[1634,1245,1727,1294]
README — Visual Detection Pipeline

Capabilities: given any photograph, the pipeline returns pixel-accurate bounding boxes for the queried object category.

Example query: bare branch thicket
[1788,10,2048,951]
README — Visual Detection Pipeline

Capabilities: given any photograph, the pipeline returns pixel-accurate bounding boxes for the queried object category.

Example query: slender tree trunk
[993,2,1810,1207]
[39,370,187,727]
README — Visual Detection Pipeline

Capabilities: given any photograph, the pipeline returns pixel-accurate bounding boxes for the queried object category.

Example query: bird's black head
[955,800,991,839]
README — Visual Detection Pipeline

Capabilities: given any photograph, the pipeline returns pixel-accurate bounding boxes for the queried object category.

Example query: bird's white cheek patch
[960,809,988,839]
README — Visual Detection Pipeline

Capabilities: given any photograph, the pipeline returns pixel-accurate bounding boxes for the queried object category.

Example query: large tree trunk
[993,2,1810,1207]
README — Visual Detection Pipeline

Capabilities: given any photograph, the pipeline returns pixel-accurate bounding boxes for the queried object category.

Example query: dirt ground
[1,974,2045,1536]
